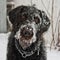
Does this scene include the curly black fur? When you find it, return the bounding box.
[7,5,50,60]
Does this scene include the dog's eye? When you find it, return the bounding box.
[34,17,40,24]
[21,14,27,20]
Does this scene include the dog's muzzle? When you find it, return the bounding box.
[20,26,33,40]
[15,23,37,52]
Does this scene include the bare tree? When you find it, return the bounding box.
[50,0,55,50]
[41,0,51,18]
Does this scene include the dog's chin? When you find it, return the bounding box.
[19,39,31,50]
[18,37,36,50]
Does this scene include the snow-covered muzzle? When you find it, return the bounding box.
[14,22,38,49]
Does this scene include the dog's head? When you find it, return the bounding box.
[9,6,50,50]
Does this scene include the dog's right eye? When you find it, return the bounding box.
[34,16,40,24]
[21,13,27,20]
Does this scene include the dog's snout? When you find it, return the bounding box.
[24,30,31,37]
[20,26,33,39]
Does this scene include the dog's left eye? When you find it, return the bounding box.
[34,17,40,24]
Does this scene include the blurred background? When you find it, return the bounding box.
[0,0,60,60]
[0,0,60,50]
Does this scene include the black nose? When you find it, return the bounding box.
[20,26,33,39]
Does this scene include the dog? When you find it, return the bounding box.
[7,5,50,60]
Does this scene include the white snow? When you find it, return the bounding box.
[0,32,10,60]
[47,49,60,60]
[0,33,60,60]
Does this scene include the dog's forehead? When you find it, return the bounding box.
[28,7,39,13]
[21,6,39,15]
[19,7,40,23]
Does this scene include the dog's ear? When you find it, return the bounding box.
[39,10,50,33]
[8,6,25,25]
[8,7,19,25]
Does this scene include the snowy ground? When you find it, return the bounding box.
[0,33,60,60]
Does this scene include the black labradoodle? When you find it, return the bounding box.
[7,5,50,60]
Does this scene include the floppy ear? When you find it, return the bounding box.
[39,11,50,33]
[8,6,24,25]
